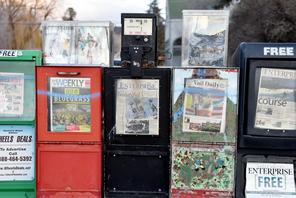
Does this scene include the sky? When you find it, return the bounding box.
[55,0,166,25]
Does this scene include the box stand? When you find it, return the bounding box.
[103,68,171,198]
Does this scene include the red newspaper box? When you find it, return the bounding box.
[37,66,102,143]
[37,144,102,198]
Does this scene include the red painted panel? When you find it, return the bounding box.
[37,66,102,143]
[37,144,102,197]
[37,192,100,198]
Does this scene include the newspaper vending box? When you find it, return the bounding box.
[0,50,41,198]
[234,42,296,198]
[36,66,102,197]
[171,67,238,198]
[234,42,296,150]
[103,67,171,198]
[42,21,113,67]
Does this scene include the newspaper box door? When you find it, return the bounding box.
[37,66,102,143]
[103,68,171,146]
[0,50,41,124]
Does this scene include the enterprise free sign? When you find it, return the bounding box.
[245,162,296,198]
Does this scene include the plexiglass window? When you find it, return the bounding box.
[115,79,159,135]
[47,77,91,132]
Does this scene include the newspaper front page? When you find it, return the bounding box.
[116,79,159,135]
[0,72,24,116]
[49,77,91,132]
[245,162,296,198]
[255,68,296,130]
[183,79,227,133]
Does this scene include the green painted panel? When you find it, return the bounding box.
[0,50,41,65]
[0,190,35,198]
[0,181,35,190]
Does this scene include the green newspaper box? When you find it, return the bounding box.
[0,50,41,198]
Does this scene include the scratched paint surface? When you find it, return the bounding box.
[172,145,235,192]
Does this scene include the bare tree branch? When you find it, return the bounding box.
[0,0,57,48]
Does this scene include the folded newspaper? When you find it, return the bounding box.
[49,77,91,132]
[255,68,296,130]
[115,79,159,135]
[0,72,24,116]
[183,78,227,133]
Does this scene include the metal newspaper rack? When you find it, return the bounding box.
[0,50,41,198]
[103,13,170,198]
[171,67,238,197]
[234,42,296,150]
[234,42,296,198]
[42,21,113,67]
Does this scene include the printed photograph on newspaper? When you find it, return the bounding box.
[188,30,226,66]
[0,72,24,116]
[76,26,110,66]
[116,79,159,135]
[183,78,227,133]
[255,68,296,130]
[43,25,74,64]
[48,77,91,132]
[245,162,296,198]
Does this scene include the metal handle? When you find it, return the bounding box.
[57,71,80,76]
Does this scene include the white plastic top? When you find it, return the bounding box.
[182,10,230,16]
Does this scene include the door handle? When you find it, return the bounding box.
[56,71,80,76]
